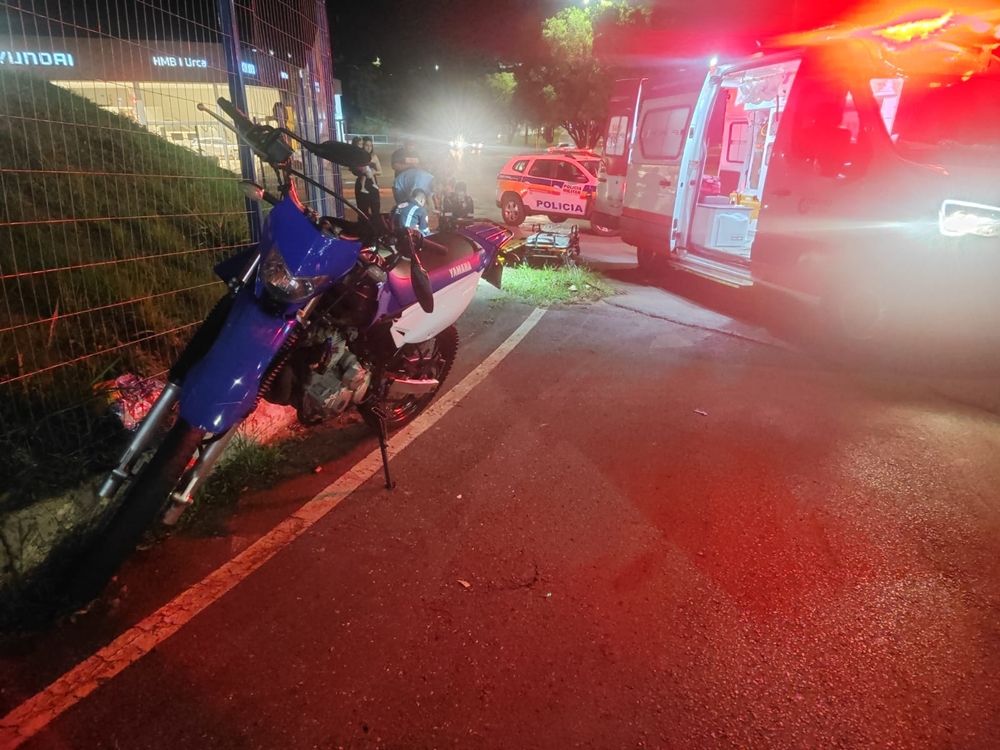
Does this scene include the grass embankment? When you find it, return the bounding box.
[0,71,248,508]
[176,437,286,533]
[500,264,615,306]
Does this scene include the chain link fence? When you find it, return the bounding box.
[0,0,342,507]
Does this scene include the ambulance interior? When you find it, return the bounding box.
[691,60,800,260]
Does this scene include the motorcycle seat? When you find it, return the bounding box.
[388,232,483,309]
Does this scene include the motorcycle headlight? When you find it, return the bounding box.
[260,248,329,303]
[938,200,1000,238]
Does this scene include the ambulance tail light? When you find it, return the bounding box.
[938,200,1000,238]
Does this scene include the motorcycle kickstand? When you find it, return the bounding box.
[374,407,395,490]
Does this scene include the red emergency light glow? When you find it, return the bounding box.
[775,2,1000,50]
[873,10,954,43]
[770,3,999,81]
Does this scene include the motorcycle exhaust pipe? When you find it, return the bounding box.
[385,376,440,399]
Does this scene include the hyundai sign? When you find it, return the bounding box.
[0,50,75,67]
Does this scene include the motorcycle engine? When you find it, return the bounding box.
[300,331,371,423]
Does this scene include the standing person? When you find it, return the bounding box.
[362,137,382,184]
[350,136,377,218]
[393,165,434,206]
[391,139,421,179]
[349,136,366,213]
[353,137,381,219]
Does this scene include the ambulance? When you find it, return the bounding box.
[496,150,617,234]
[598,9,1000,339]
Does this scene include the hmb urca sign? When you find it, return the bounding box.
[0,50,75,67]
[151,55,209,68]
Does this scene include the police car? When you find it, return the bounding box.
[495,150,603,229]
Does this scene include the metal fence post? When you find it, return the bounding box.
[314,0,344,218]
[217,0,262,242]
[296,67,323,213]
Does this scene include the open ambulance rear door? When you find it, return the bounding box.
[620,76,702,254]
[594,78,643,231]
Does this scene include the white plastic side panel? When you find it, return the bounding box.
[390,272,481,347]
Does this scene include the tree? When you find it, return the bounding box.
[339,63,402,134]
[484,71,517,108]
[518,1,649,148]
[483,71,520,142]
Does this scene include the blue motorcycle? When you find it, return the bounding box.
[71,99,514,602]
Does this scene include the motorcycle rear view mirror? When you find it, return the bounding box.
[409,255,434,314]
[394,229,432,311]
[305,140,371,170]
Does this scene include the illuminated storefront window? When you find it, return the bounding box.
[1,35,344,172]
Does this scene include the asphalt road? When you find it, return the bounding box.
[2,271,999,748]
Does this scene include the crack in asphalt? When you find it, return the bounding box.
[604,294,1000,418]
[601,297,787,352]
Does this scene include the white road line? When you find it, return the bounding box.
[0,308,546,750]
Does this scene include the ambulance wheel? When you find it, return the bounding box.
[636,246,661,274]
[547,214,568,223]
[501,193,525,227]
[822,272,887,345]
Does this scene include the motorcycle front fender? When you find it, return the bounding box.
[179,289,296,433]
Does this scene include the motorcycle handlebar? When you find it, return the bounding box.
[215,97,294,165]
[216,97,250,129]
[216,98,365,172]
[209,99,378,236]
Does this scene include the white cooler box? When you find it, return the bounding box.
[690,202,753,253]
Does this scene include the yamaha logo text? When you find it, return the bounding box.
[449,261,473,278]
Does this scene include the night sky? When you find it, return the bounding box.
[328,0,561,73]
[324,0,873,131]
[327,0,866,73]
[4,0,873,72]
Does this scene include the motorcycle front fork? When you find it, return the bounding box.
[161,426,237,525]
[97,381,237,526]
[100,287,313,518]
[98,382,182,500]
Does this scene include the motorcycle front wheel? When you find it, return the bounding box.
[361,325,458,431]
[65,419,204,608]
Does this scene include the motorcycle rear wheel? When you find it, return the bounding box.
[65,420,204,608]
[361,326,458,431]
